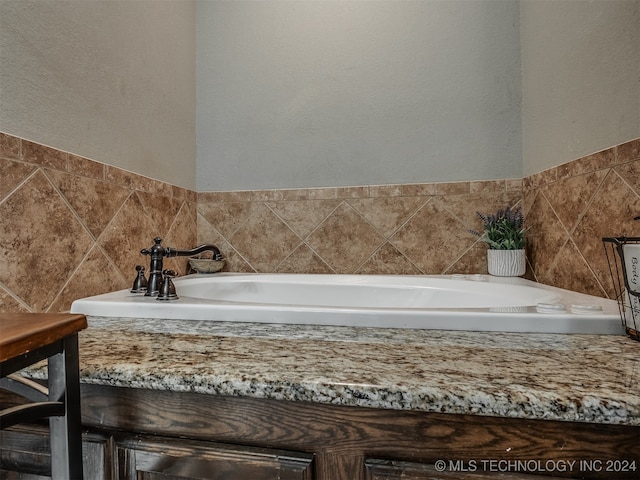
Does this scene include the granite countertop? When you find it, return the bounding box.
[26,316,640,426]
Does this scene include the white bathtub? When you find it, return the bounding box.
[70,273,624,335]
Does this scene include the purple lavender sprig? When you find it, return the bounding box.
[470,206,526,250]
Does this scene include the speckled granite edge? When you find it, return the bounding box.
[22,316,640,425]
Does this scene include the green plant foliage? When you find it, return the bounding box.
[470,206,526,250]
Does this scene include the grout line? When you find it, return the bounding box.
[0,279,34,313]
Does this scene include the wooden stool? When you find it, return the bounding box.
[1,313,87,479]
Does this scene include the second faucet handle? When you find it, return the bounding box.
[130,265,148,293]
[157,269,178,301]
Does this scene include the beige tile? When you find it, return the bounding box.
[0,286,31,313]
[439,192,522,233]
[198,201,255,239]
[306,202,385,274]
[186,189,198,203]
[616,138,640,163]
[336,185,370,198]
[22,140,67,170]
[267,199,341,238]
[557,148,616,179]
[522,185,538,219]
[308,187,338,200]
[469,179,505,194]
[46,169,131,238]
[538,240,606,298]
[220,242,256,273]
[505,178,523,192]
[163,202,198,276]
[434,181,470,195]
[0,171,93,311]
[402,183,436,197]
[541,170,608,235]
[356,243,422,275]
[280,188,312,201]
[197,211,226,246]
[0,158,36,201]
[230,203,302,272]
[614,159,640,197]
[527,168,557,189]
[105,165,153,192]
[0,132,20,160]
[525,192,570,280]
[98,192,160,280]
[444,241,488,275]
[253,189,286,201]
[208,190,256,202]
[148,179,174,198]
[137,190,185,238]
[170,185,184,200]
[198,191,226,203]
[348,196,426,237]
[68,154,104,180]
[48,245,128,312]
[367,184,401,198]
[572,170,640,296]
[0,136,202,313]
[390,200,474,274]
[276,244,334,273]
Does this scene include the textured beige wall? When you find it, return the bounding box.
[3,1,637,192]
[521,0,640,176]
[0,0,196,189]
[196,0,522,191]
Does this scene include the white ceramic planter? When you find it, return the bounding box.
[487,249,526,277]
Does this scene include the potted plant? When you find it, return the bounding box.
[471,206,527,276]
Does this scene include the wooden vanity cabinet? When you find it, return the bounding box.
[80,384,637,480]
[1,384,639,480]
[115,435,313,480]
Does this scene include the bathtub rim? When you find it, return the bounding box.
[70,273,624,335]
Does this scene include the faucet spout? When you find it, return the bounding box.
[140,238,222,296]
[166,244,223,260]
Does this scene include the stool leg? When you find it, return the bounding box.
[48,333,84,480]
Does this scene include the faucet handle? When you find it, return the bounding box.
[141,237,165,256]
[130,265,148,293]
[157,269,178,301]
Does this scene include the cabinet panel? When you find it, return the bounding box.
[116,435,313,480]
[364,459,559,480]
[0,424,113,480]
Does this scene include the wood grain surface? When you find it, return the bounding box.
[0,313,87,362]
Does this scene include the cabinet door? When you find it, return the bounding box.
[116,435,313,480]
[364,459,559,480]
[0,424,113,480]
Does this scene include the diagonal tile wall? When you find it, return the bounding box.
[524,138,640,297]
[197,180,524,276]
[2,129,638,315]
[0,132,196,313]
